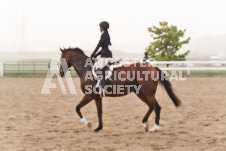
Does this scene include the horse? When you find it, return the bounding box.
[59,47,181,132]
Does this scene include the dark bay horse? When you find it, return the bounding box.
[59,47,181,132]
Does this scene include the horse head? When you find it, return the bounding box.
[59,47,89,77]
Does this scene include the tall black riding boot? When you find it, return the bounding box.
[96,68,106,97]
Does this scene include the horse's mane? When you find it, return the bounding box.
[61,47,86,56]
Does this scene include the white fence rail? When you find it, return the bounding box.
[151,61,226,75]
[153,61,226,70]
[0,62,3,77]
[0,60,226,77]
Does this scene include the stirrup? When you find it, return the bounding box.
[99,88,105,98]
[96,80,101,88]
[95,80,105,98]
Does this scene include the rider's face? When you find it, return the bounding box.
[100,26,104,32]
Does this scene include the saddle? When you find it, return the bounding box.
[92,59,122,81]
[104,59,122,67]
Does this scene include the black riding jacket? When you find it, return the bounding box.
[92,30,112,58]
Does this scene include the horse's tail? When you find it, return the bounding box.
[155,67,182,107]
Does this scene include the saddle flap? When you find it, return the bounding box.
[92,59,123,80]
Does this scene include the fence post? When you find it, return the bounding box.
[0,62,3,77]
[18,61,20,76]
[187,64,190,76]
[33,61,35,76]
[23,61,24,74]
[48,62,50,75]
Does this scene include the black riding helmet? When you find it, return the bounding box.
[99,21,109,30]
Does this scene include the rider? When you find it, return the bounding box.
[91,21,112,95]
[143,51,151,64]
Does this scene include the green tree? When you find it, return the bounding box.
[146,21,191,67]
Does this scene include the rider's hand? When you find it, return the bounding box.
[91,53,95,59]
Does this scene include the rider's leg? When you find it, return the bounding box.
[96,68,106,88]
[95,58,107,97]
[95,58,104,86]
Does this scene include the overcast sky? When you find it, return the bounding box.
[1,0,226,54]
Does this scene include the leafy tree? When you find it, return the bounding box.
[146,21,191,67]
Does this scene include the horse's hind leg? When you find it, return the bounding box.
[138,93,161,132]
[142,107,153,131]
[137,93,154,132]
[149,98,161,132]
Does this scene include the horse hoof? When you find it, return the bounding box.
[145,126,149,132]
[94,127,102,132]
[149,124,159,132]
[94,127,103,132]
[143,123,149,132]
[87,122,92,129]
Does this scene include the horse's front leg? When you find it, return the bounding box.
[94,97,103,132]
[76,94,93,129]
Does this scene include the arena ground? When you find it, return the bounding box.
[0,77,226,151]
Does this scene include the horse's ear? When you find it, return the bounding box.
[60,47,63,52]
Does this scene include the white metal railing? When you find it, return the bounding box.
[160,67,226,71]
[0,60,226,77]
[150,61,226,75]
[152,61,226,64]
[152,61,226,70]
[0,62,3,77]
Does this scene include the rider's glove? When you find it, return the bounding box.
[91,53,95,59]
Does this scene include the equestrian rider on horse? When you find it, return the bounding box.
[91,21,112,95]
[143,52,151,64]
